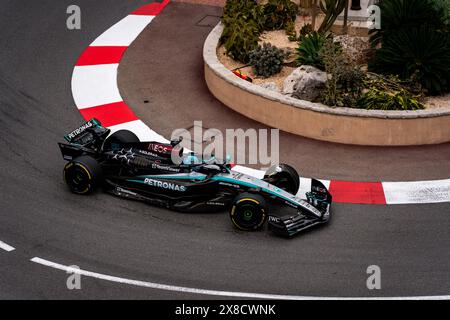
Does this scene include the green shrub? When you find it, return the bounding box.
[432,0,450,26]
[368,0,450,95]
[285,20,297,41]
[263,0,298,30]
[321,39,365,107]
[356,88,424,111]
[222,0,264,31]
[369,24,450,95]
[356,74,425,111]
[220,0,264,63]
[249,43,287,78]
[221,0,301,62]
[369,0,445,47]
[220,20,260,63]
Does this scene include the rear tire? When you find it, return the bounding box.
[264,164,300,195]
[103,130,139,151]
[63,156,103,195]
[229,193,268,231]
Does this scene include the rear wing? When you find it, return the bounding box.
[64,118,106,143]
[59,118,110,160]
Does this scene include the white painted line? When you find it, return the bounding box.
[72,64,122,109]
[91,15,155,47]
[383,179,450,205]
[0,240,15,252]
[31,257,450,300]
[108,119,169,143]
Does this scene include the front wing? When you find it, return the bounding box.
[268,179,332,237]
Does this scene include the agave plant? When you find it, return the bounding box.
[295,31,328,69]
[295,31,341,70]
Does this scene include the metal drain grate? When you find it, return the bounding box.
[195,15,221,27]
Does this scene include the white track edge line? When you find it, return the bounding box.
[0,240,15,252]
[31,257,450,300]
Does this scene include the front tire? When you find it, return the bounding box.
[229,193,268,231]
[263,164,300,195]
[63,156,103,194]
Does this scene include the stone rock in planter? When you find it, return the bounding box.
[259,82,280,93]
[283,65,327,102]
[292,77,326,102]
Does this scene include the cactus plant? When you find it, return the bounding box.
[318,0,347,34]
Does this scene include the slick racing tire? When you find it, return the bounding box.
[103,130,140,151]
[64,156,103,195]
[229,193,268,231]
[263,164,300,195]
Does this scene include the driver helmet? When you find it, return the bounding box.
[182,154,201,165]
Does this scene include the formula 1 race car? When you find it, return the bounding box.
[58,119,332,237]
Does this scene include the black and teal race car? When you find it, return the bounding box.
[58,119,332,237]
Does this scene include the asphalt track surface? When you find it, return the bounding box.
[0,0,449,299]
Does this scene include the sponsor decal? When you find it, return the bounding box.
[151,163,180,173]
[143,178,186,192]
[312,186,327,194]
[206,201,225,206]
[137,149,158,157]
[300,199,317,211]
[268,216,281,223]
[284,200,298,209]
[65,120,95,141]
[218,182,240,188]
[148,143,171,154]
